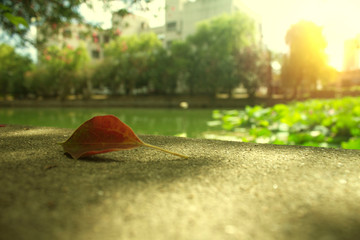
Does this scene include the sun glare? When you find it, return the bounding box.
[242,0,360,71]
[307,0,360,71]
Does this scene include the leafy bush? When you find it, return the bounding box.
[209,97,360,149]
[0,43,32,98]
[25,44,89,99]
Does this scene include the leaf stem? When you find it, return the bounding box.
[142,143,189,159]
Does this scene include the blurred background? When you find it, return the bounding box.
[1,0,360,149]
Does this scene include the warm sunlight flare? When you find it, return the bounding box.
[241,0,360,70]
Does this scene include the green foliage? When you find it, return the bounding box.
[210,97,360,149]
[1,12,268,99]
[342,138,360,150]
[0,44,32,98]
[0,4,28,29]
[148,48,178,95]
[93,11,265,97]
[235,47,267,98]
[102,32,163,95]
[0,1,85,45]
[169,40,200,95]
[25,44,89,99]
[186,12,265,97]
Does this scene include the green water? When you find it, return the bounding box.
[0,107,218,138]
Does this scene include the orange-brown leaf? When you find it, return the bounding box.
[61,115,143,159]
[61,115,189,159]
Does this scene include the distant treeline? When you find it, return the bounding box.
[1,13,268,100]
[0,14,339,100]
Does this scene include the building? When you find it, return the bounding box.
[37,13,150,62]
[111,13,150,37]
[164,0,261,47]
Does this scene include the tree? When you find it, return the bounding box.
[0,3,28,30]
[148,48,177,95]
[186,12,261,97]
[26,44,89,99]
[91,58,117,94]
[165,40,198,95]
[0,44,32,99]
[104,32,162,95]
[235,46,267,99]
[0,0,85,46]
[282,20,327,99]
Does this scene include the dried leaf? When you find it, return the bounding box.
[60,115,188,159]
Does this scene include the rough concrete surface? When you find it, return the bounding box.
[1,125,360,240]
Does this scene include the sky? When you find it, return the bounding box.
[79,0,360,71]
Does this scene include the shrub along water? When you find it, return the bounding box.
[209,97,360,149]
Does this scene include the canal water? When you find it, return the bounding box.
[0,107,221,139]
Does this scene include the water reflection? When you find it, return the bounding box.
[0,108,217,138]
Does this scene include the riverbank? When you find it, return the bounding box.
[1,125,360,240]
[0,96,288,108]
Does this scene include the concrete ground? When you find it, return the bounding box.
[1,125,360,240]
